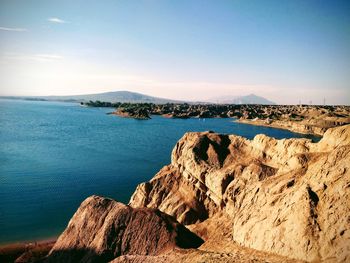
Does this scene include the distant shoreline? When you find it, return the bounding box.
[3,98,349,137]
[0,238,56,262]
[235,118,325,137]
[0,236,57,247]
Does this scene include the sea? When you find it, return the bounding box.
[0,99,320,244]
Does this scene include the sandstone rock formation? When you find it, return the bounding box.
[130,125,350,262]
[46,196,203,262]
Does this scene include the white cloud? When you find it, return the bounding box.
[0,26,27,32]
[48,17,67,24]
[33,54,64,60]
[1,52,63,62]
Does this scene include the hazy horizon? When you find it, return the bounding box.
[1,0,350,105]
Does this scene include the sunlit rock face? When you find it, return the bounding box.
[130,125,350,262]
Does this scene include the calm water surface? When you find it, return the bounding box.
[0,99,319,244]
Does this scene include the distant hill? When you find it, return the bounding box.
[208,94,276,105]
[1,92,276,105]
[1,91,181,104]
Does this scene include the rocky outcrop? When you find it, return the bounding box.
[44,125,350,263]
[46,196,203,263]
[130,125,350,262]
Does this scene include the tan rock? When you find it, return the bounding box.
[130,125,350,262]
[46,195,203,262]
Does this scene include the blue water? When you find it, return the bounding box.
[0,99,319,244]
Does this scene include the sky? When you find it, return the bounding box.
[0,0,349,104]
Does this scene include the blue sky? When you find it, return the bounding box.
[0,0,349,104]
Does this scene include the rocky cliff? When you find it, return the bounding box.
[47,125,350,263]
[130,125,350,262]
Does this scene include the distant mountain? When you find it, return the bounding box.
[208,94,276,105]
[1,91,181,104]
[1,91,276,105]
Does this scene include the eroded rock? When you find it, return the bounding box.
[130,125,350,262]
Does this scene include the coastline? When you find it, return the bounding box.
[0,236,57,247]
[235,118,326,136]
[0,238,56,262]
[3,124,350,262]
[45,125,350,262]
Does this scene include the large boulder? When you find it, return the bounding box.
[46,196,203,263]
